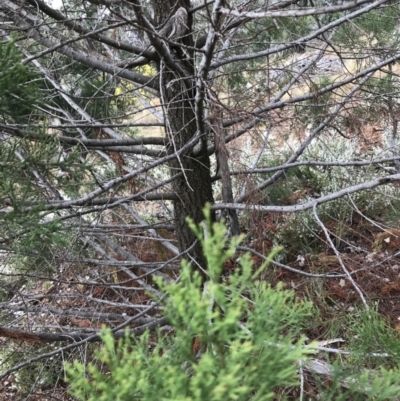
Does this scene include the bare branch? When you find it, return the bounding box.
[213,173,400,213]
[212,0,388,69]
[221,0,378,19]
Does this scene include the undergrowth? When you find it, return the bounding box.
[246,134,399,261]
[66,206,400,401]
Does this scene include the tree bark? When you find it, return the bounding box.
[152,0,215,275]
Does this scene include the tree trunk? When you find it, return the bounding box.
[152,0,215,275]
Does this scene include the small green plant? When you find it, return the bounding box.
[347,307,400,368]
[66,206,400,401]
[66,205,317,400]
[314,307,400,401]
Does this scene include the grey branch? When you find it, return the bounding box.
[0,317,168,344]
[220,0,378,19]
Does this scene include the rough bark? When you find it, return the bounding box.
[152,0,215,276]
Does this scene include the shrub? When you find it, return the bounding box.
[66,206,400,401]
[66,206,316,400]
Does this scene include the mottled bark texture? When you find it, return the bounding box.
[153,0,215,276]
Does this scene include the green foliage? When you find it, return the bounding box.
[0,140,87,275]
[347,307,400,367]
[312,363,400,401]
[66,206,316,400]
[335,4,400,50]
[363,74,400,105]
[0,132,71,262]
[276,16,313,52]
[353,5,400,48]
[66,208,400,401]
[0,39,40,122]
[312,307,400,401]
[7,218,71,273]
[78,77,117,121]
